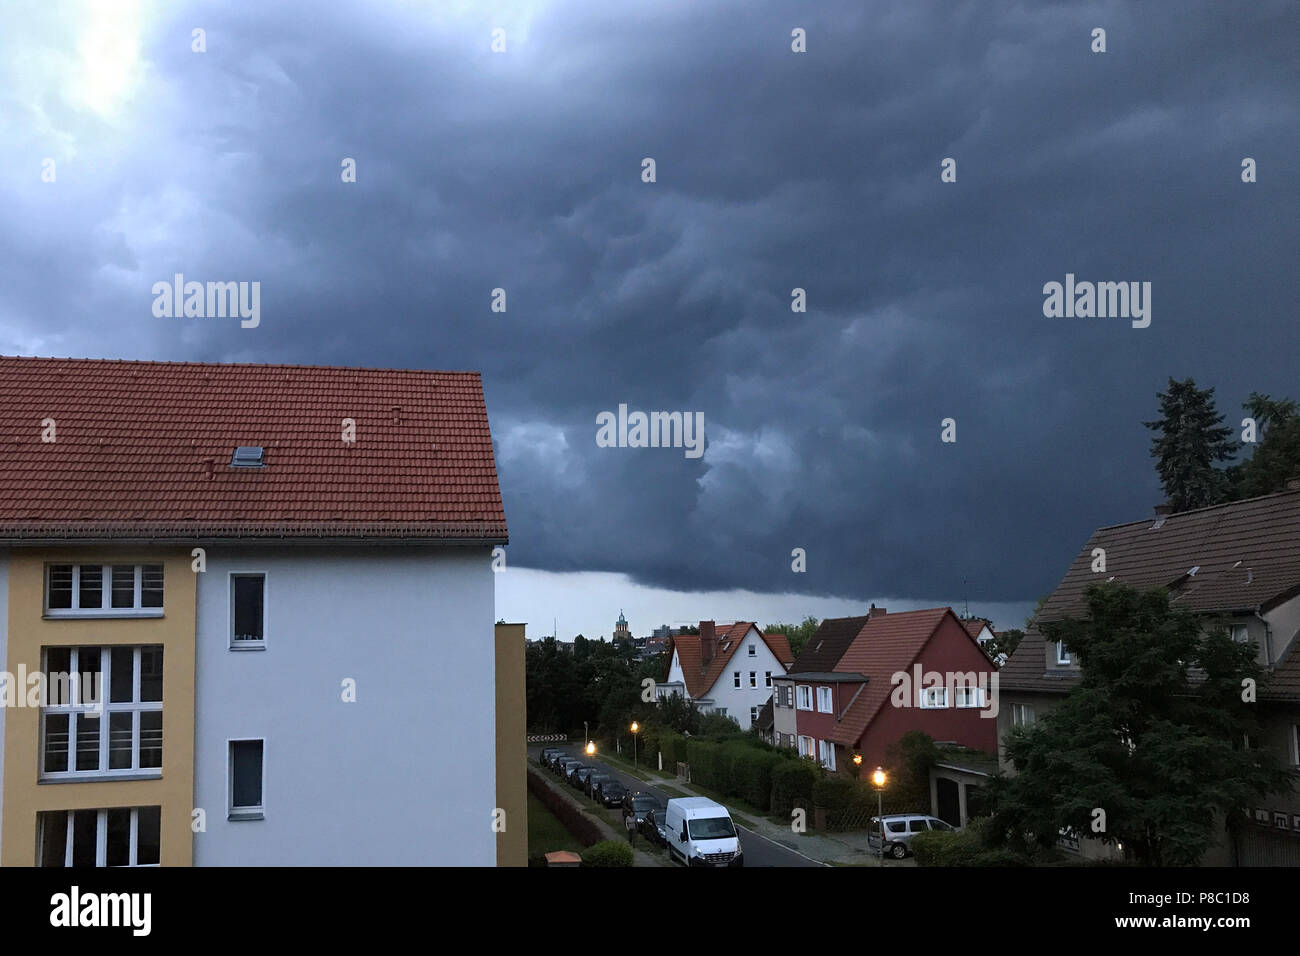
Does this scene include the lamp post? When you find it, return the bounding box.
[586,740,596,757]
[871,766,887,863]
[584,720,589,750]
[852,752,863,780]
[631,721,640,768]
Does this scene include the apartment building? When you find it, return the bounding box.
[0,356,519,866]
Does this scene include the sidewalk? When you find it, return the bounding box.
[527,766,668,867]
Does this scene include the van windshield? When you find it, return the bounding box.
[687,816,736,840]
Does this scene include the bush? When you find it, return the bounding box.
[771,758,821,817]
[582,840,634,867]
[911,819,1029,867]
[812,775,874,830]
[728,743,781,811]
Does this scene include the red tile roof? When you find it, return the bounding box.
[0,356,508,542]
[828,607,960,746]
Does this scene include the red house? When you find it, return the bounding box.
[772,607,998,772]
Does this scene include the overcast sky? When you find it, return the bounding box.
[3,0,1297,640]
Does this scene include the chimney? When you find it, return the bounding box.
[699,621,717,665]
[1154,504,1175,516]
[203,457,215,480]
[869,604,886,618]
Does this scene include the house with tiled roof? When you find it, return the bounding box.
[960,617,1005,665]
[998,485,1300,865]
[657,621,794,730]
[0,356,521,867]
[772,607,997,773]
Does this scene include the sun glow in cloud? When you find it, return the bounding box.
[70,0,145,117]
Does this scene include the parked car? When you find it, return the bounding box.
[585,773,612,797]
[539,747,562,767]
[571,766,597,789]
[867,814,956,858]
[642,808,668,847]
[621,792,667,833]
[556,757,580,778]
[595,779,627,808]
[663,797,743,867]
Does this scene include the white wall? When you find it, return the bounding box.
[0,549,7,861]
[706,627,784,730]
[192,545,496,866]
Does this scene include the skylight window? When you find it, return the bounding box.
[230,446,265,468]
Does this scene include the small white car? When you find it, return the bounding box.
[867,814,957,858]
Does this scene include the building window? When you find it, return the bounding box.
[765,671,772,687]
[231,573,266,646]
[748,644,756,656]
[816,686,833,713]
[749,672,757,688]
[920,686,948,709]
[955,686,986,708]
[45,564,163,618]
[41,646,163,779]
[796,685,813,711]
[797,735,815,758]
[229,739,265,820]
[1011,703,1036,727]
[1056,642,1071,665]
[37,806,162,867]
[1292,725,1300,767]
[750,706,759,723]
[818,739,837,771]
[733,671,741,688]
[1231,624,1249,644]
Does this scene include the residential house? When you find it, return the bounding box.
[0,356,520,866]
[772,607,998,772]
[961,617,1005,665]
[657,621,794,730]
[998,490,1300,865]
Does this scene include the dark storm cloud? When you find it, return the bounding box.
[2,0,1297,604]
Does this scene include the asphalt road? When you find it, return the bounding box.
[534,745,824,868]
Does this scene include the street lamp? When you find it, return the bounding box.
[584,720,589,749]
[585,740,596,757]
[852,752,863,779]
[631,721,640,768]
[871,767,887,862]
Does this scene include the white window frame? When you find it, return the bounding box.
[733,671,741,688]
[39,645,163,781]
[818,739,837,771]
[1056,642,1071,665]
[36,807,162,867]
[750,706,759,723]
[43,563,164,619]
[1011,703,1036,727]
[749,671,757,688]
[955,686,986,708]
[1230,624,1249,644]
[816,686,833,714]
[229,571,268,650]
[228,738,266,821]
[797,734,815,758]
[748,644,756,657]
[765,671,772,687]
[796,685,813,711]
[919,686,948,709]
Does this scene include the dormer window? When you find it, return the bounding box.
[1056,642,1071,665]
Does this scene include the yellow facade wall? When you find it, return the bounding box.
[494,621,527,866]
[2,549,195,866]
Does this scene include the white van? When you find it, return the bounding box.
[663,797,744,867]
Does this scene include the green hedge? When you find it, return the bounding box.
[771,759,820,817]
[526,770,603,847]
[582,840,634,867]
[910,820,1028,867]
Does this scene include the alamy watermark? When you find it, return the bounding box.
[0,666,102,711]
[1042,273,1150,328]
[152,274,260,328]
[596,404,704,459]
[889,665,999,718]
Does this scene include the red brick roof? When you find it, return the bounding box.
[828,607,962,746]
[0,356,507,542]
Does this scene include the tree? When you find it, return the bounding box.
[764,616,820,657]
[1234,392,1300,499]
[983,628,1023,663]
[1144,378,1238,511]
[990,583,1291,866]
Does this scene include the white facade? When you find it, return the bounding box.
[658,627,786,731]
[0,550,7,861]
[192,545,496,866]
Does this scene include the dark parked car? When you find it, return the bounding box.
[596,779,627,808]
[556,757,580,778]
[570,766,597,789]
[641,808,668,847]
[540,748,562,767]
[621,792,668,833]
[585,773,612,797]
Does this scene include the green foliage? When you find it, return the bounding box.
[763,616,820,657]
[983,627,1024,662]
[771,758,821,817]
[1143,377,1238,511]
[582,840,634,867]
[910,818,1027,866]
[880,731,939,813]
[992,583,1292,866]
[1234,392,1300,499]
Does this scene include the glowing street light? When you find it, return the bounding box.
[871,766,887,862]
[586,740,596,756]
[631,721,640,768]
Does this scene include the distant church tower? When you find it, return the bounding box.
[613,610,631,643]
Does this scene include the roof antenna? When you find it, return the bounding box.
[963,579,969,620]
